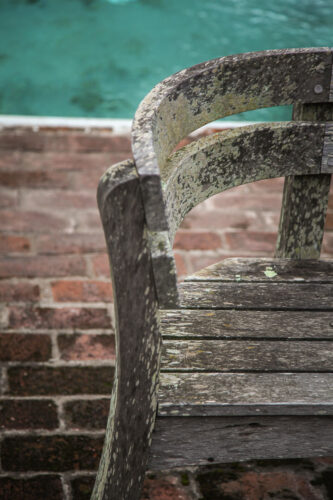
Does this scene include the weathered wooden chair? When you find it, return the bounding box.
[91,48,333,500]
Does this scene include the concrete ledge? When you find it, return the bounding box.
[0,115,260,135]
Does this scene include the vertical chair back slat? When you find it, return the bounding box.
[276,103,333,258]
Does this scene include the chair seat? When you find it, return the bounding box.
[158,258,333,418]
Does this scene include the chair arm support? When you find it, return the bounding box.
[91,160,161,500]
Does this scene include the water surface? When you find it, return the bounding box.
[0,0,332,120]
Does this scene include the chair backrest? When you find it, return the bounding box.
[131,48,333,308]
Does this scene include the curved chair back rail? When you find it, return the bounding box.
[132,48,332,232]
[164,121,327,242]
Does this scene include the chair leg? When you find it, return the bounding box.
[91,160,161,500]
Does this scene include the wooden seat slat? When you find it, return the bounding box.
[157,372,333,416]
[149,416,333,469]
[160,339,333,372]
[179,282,333,310]
[160,309,333,339]
[185,257,333,283]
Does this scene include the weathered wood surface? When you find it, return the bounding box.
[178,281,333,309]
[186,257,333,282]
[160,309,333,339]
[160,339,333,372]
[91,161,160,500]
[157,373,333,416]
[322,122,333,173]
[147,229,179,308]
[276,103,333,259]
[131,49,333,305]
[133,48,332,206]
[132,48,332,233]
[149,416,333,469]
[164,122,325,240]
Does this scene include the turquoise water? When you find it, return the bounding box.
[0,0,332,121]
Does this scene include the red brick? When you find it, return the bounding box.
[325,213,333,231]
[0,170,70,189]
[0,255,86,278]
[69,133,131,153]
[6,366,114,395]
[0,475,63,500]
[71,476,95,500]
[52,280,112,302]
[21,190,98,210]
[9,306,111,330]
[0,333,51,361]
[0,234,31,253]
[142,475,193,500]
[0,399,58,429]
[263,212,280,230]
[0,189,17,208]
[36,233,106,254]
[313,457,333,465]
[64,398,110,430]
[189,253,227,274]
[58,334,115,361]
[0,282,40,302]
[323,233,333,255]
[91,254,110,277]
[247,177,285,193]
[72,166,113,189]
[328,193,333,210]
[174,231,221,250]
[0,210,68,232]
[0,151,128,171]
[1,435,104,472]
[197,469,324,500]
[0,130,131,153]
[211,192,283,211]
[74,212,103,232]
[182,211,256,231]
[174,252,188,277]
[225,231,277,253]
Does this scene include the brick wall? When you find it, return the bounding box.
[0,126,332,500]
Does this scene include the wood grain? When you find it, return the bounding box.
[160,309,333,339]
[160,339,333,372]
[149,416,333,469]
[91,161,160,500]
[164,122,325,241]
[186,257,333,282]
[158,372,333,416]
[178,281,333,310]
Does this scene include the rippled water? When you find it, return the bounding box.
[0,0,332,120]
